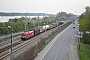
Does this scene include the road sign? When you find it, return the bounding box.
[74,31,78,37]
[74,31,83,38]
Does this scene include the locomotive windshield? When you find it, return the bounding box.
[22,34,26,36]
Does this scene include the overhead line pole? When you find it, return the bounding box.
[38,15,39,27]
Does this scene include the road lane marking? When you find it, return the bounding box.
[55,28,71,60]
[67,36,74,55]
[40,24,72,60]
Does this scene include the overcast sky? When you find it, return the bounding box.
[0,0,90,15]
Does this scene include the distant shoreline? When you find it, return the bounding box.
[0,12,54,16]
[0,16,44,22]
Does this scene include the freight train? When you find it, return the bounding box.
[21,21,64,40]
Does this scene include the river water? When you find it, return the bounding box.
[0,16,43,22]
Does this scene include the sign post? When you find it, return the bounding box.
[78,37,80,50]
[74,31,83,50]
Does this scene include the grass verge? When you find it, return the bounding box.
[78,43,90,60]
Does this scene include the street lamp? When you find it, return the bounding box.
[0,26,13,54]
[8,26,13,54]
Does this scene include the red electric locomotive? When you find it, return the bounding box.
[21,30,34,40]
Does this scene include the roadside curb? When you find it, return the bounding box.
[68,46,73,60]
[68,45,79,60]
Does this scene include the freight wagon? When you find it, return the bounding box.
[21,21,64,40]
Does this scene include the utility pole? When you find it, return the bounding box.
[78,37,80,50]
[24,22,26,31]
[38,15,39,27]
[24,17,27,31]
[46,17,48,25]
[10,27,13,54]
[75,11,76,20]
[75,11,76,15]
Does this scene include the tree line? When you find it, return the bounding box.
[79,6,90,45]
[0,12,77,36]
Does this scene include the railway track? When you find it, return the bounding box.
[0,37,21,49]
[0,26,55,60]
[0,40,22,53]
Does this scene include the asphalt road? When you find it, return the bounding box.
[35,21,79,60]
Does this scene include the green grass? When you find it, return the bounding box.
[78,43,90,60]
[14,53,24,60]
[45,33,55,44]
